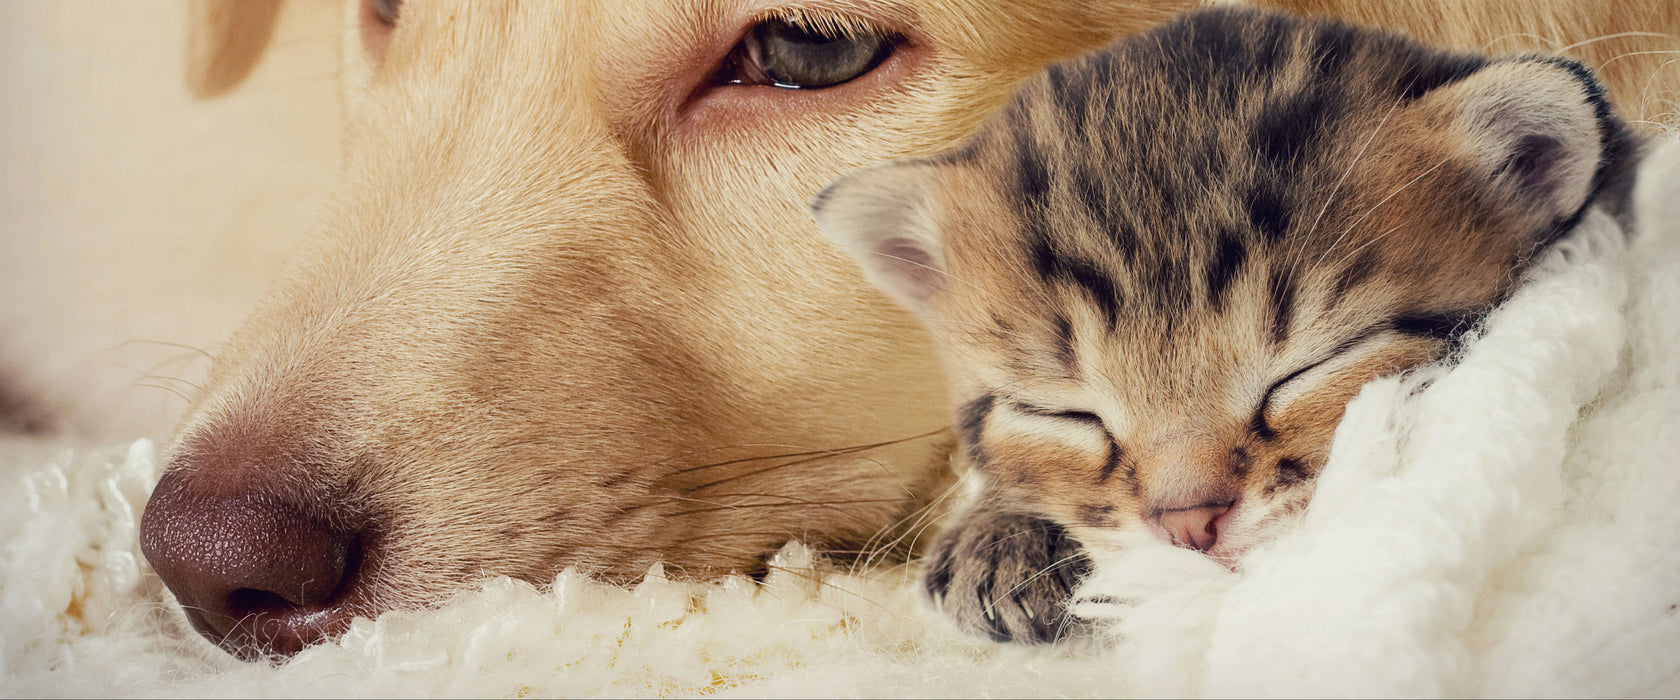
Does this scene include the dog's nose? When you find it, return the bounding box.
[140,468,363,660]
[1157,503,1230,551]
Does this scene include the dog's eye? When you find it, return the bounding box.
[360,0,401,62]
[368,0,401,26]
[723,18,897,90]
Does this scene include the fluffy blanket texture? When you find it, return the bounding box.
[4,141,1679,697]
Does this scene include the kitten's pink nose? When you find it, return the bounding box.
[1158,504,1230,551]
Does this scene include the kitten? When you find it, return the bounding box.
[812,6,1638,643]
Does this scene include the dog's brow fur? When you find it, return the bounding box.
[155,0,1673,629]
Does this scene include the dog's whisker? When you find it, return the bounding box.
[667,426,948,476]
[129,380,195,403]
[665,497,907,518]
[107,338,217,362]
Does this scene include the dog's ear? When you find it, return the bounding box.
[1419,57,1635,235]
[186,0,285,98]
[811,163,949,317]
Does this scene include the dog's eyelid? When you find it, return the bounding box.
[742,2,921,41]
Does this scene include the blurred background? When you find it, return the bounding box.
[0,0,340,439]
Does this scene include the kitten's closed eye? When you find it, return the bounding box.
[1258,329,1454,438]
[1254,335,1372,436]
[1011,401,1106,429]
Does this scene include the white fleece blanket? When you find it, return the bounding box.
[3,141,1678,698]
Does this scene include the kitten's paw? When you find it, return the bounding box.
[922,508,1091,643]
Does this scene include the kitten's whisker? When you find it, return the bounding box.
[1636,56,1680,121]
[853,477,966,573]
[682,449,893,486]
[137,373,201,390]
[666,531,798,546]
[1293,90,1406,276]
[1558,31,1677,54]
[975,550,1088,623]
[686,450,900,491]
[1329,223,1406,272]
[1601,49,1680,71]
[1479,32,1563,52]
[758,562,903,617]
[1317,153,1453,270]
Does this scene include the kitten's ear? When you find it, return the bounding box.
[811,163,948,316]
[1425,57,1630,228]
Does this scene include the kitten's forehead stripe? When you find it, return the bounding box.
[1246,184,1293,243]
[1155,9,1286,105]
[1073,162,1139,264]
[1205,231,1249,311]
[1267,269,1296,347]
[1046,63,1089,136]
[1330,248,1382,304]
[1251,88,1342,170]
[1013,138,1051,205]
[1307,21,1360,78]
[1029,235,1123,327]
[1051,314,1078,374]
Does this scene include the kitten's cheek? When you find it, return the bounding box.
[980,433,1108,511]
[1211,487,1312,565]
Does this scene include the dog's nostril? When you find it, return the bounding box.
[230,588,289,613]
[231,587,312,614]
[140,468,365,660]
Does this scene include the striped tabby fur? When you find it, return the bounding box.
[815,6,1639,643]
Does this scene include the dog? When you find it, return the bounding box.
[24,0,1659,659]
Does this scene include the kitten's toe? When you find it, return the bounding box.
[922,509,1091,643]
